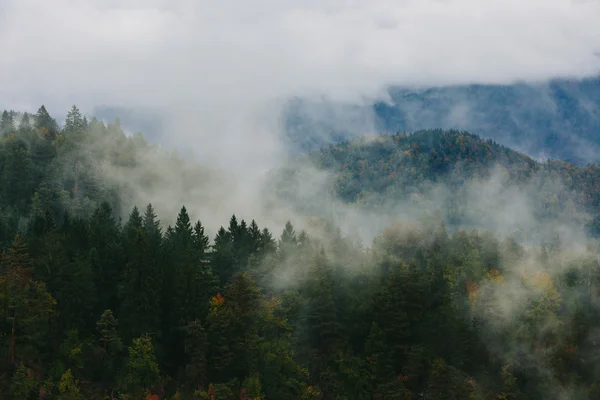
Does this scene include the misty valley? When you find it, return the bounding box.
[2,106,600,400]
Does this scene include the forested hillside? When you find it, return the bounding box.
[2,106,600,399]
[273,129,600,240]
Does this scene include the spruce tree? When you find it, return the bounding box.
[88,202,124,314]
[34,105,59,140]
[2,138,34,213]
[212,226,234,286]
[63,105,85,134]
[119,208,161,342]
[0,110,15,136]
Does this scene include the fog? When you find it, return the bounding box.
[1,0,600,236]
[3,4,600,397]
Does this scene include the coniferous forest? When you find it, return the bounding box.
[3,106,600,400]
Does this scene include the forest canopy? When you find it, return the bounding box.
[1,106,600,399]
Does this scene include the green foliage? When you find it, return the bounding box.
[0,110,16,136]
[57,369,84,400]
[273,130,600,238]
[96,309,124,382]
[10,363,36,399]
[119,336,160,397]
[2,106,600,399]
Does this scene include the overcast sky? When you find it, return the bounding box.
[1,0,600,170]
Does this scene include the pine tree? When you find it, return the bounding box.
[119,209,161,342]
[34,105,59,140]
[225,273,262,382]
[249,220,262,254]
[56,256,97,334]
[212,226,234,286]
[124,206,143,240]
[261,228,276,254]
[193,220,210,261]
[9,363,36,399]
[1,234,33,289]
[365,322,391,385]
[235,219,253,269]
[162,207,217,375]
[278,221,298,264]
[183,320,208,392]
[174,206,193,247]
[227,214,252,274]
[30,181,62,220]
[171,206,215,324]
[298,230,310,249]
[63,105,85,134]
[0,110,15,136]
[89,202,124,314]
[143,203,162,245]
[18,112,31,131]
[97,309,123,353]
[304,249,345,388]
[373,268,412,372]
[280,221,297,246]
[205,292,232,381]
[2,138,35,213]
[0,237,55,371]
[96,309,123,383]
[227,215,239,240]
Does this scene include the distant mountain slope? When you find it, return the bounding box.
[283,76,600,164]
[90,76,600,165]
[271,129,600,240]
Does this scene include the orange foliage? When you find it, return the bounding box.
[305,385,322,398]
[487,268,504,284]
[466,281,479,305]
[210,293,225,308]
[207,384,216,400]
[266,296,281,313]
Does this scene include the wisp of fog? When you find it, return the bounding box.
[1,0,600,237]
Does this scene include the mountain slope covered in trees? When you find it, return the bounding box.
[272,129,600,241]
[2,106,600,399]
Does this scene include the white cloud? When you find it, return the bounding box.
[2,0,599,111]
[1,0,600,227]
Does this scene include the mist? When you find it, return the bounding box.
[4,3,600,398]
[2,0,600,236]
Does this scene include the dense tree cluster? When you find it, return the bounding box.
[2,106,600,399]
[273,129,600,237]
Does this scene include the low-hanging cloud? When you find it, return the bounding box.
[1,0,600,233]
[2,0,600,121]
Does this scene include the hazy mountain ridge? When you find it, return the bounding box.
[271,129,600,241]
[283,76,600,164]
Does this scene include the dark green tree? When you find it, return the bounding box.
[119,207,161,342]
[34,105,59,140]
[63,105,86,135]
[0,110,15,136]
